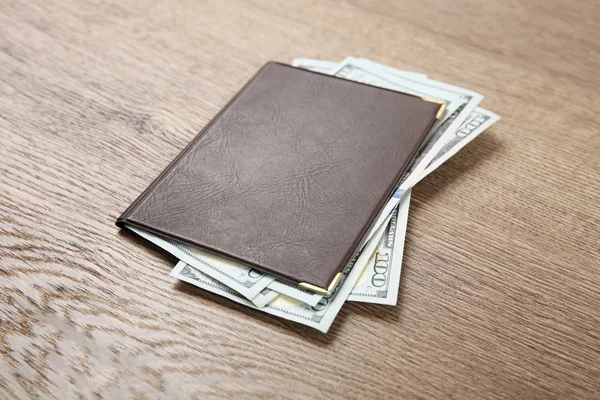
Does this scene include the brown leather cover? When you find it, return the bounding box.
[117,62,439,289]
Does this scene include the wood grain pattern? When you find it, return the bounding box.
[1,0,599,398]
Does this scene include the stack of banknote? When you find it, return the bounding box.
[136,57,499,333]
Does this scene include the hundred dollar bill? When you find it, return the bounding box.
[355,58,428,81]
[245,276,323,307]
[126,225,274,299]
[177,269,323,307]
[267,279,323,307]
[348,190,411,304]
[291,58,338,73]
[419,107,500,181]
[250,285,279,308]
[171,214,392,333]
[292,57,428,81]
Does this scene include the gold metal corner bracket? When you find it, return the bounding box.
[298,272,343,295]
[421,97,446,119]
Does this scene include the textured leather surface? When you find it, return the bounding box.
[117,62,439,289]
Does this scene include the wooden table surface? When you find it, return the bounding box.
[1,0,599,398]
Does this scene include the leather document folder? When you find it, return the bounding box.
[117,62,441,293]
